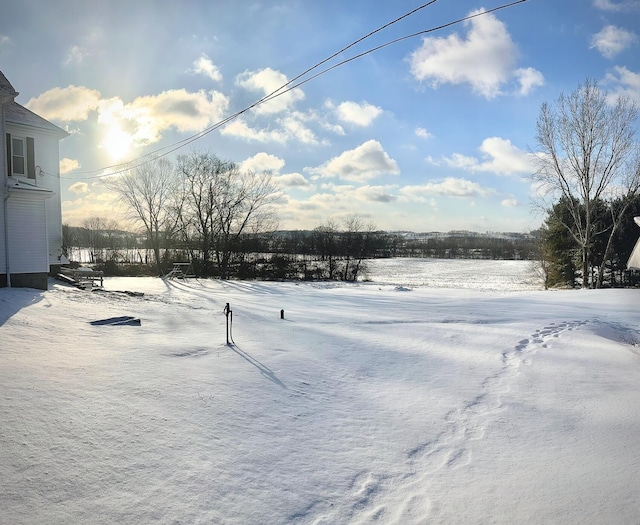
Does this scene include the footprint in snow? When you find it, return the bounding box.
[513,320,589,353]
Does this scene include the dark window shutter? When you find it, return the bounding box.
[5,133,11,177]
[26,137,35,179]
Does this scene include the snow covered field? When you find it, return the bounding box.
[2,259,640,524]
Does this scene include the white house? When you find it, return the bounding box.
[627,217,640,270]
[1,70,69,290]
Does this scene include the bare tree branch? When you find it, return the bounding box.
[532,79,638,288]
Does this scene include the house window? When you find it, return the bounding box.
[5,133,35,179]
[11,137,26,176]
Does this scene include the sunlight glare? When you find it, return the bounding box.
[101,125,132,161]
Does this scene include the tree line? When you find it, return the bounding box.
[59,150,540,282]
[537,196,640,288]
[63,217,537,281]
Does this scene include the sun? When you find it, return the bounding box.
[101,125,132,161]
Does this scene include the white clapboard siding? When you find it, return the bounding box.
[628,217,640,270]
[628,241,640,270]
[7,193,49,273]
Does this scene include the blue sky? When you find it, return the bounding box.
[2,0,639,232]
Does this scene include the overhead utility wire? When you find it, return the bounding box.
[258,0,529,107]
[255,0,440,109]
[72,0,527,180]
[70,0,440,179]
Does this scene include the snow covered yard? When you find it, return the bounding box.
[1,260,640,524]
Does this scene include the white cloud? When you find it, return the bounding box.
[193,54,223,82]
[60,158,80,174]
[352,185,398,203]
[603,66,640,103]
[306,191,350,210]
[440,137,535,176]
[240,152,285,174]
[591,25,638,58]
[236,67,304,115]
[0,35,12,47]
[321,122,346,136]
[408,10,543,98]
[332,101,382,127]
[62,190,127,227]
[127,89,228,134]
[221,118,288,143]
[515,67,545,96]
[68,181,89,194]
[415,127,433,140]
[274,173,313,189]
[593,0,640,11]
[438,153,478,171]
[401,177,494,199]
[29,84,229,154]
[221,115,318,144]
[222,75,317,144]
[300,183,399,209]
[409,9,523,99]
[501,198,519,208]
[26,85,101,121]
[318,183,398,203]
[96,89,229,149]
[309,140,400,182]
[280,115,319,144]
[64,45,90,65]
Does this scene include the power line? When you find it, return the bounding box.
[259,1,530,107]
[69,1,442,179]
[68,0,528,180]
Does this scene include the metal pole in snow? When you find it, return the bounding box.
[224,303,231,345]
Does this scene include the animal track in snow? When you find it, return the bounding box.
[351,471,383,508]
[514,320,589,354]
[405,384,506,482]
[333,319,592,523]
[171,347,209,358]
[405,321,591,488]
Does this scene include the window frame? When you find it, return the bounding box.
[11,135,26,177]
[5,133,36,180]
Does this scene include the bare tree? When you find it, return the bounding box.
[213,164,279,279]
[104,158,178,275]
[176,151,280,279]
[533,79,639,288]
[313,219,340,280]
[595,148,640,287]
[176,152,231,275]
[82,216,122,262]
[102,218,123,261]
[83,216,106,263]
[341,215,377,281]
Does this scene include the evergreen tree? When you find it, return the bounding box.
[542,200,579,288]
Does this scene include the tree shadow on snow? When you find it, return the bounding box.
[228,343,286,389]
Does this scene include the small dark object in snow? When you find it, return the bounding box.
[394,286,412,292]
[90,316,141,326]
[116,318,141,326]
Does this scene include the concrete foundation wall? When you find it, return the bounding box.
[2,272,48,290]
